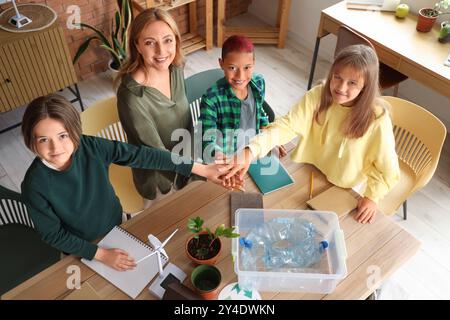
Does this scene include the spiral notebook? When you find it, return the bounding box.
[81,226,167,299]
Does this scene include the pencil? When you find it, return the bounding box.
[234,186,246,192]
[309,171,314,199]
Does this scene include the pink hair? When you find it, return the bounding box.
[221,35,254,59]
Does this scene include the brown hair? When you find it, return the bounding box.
[114,8,184,89]
[21,94,82,153]
[314,44,382,138]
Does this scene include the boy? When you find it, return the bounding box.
[200,35,284,162]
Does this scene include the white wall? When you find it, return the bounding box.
[248,0,450,130]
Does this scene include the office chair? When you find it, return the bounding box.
[379,96,446,220]
[0,185,60,296]
[80,96,143,217]
[335,26,408,96]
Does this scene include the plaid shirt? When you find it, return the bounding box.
[199,74,269,157]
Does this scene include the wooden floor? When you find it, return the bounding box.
[1,31,449,300]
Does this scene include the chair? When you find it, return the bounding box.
[80,97,144,217]
[0,185,60,296]
[378,96,447,220]
[335,26,408,96]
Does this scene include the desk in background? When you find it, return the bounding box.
[1,147,420,300]
[308,1,450,99]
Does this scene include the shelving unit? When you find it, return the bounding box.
[217,0,291,48]
[132,0,213,54]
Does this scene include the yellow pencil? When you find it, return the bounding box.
[309,171,314,199]
[234,186,246,192]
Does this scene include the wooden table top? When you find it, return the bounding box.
[2,150,420,300]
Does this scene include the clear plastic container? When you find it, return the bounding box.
[233,209,347,294]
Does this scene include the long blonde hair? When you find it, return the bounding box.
[314,44,382,138]
[114,8,184,89]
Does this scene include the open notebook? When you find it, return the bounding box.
[248,154,294,195]
[81,226,167,299]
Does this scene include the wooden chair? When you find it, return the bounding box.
[80,97,144,217]
[0,185,60,295]
[379,96,447,219]
[335,26,408,96]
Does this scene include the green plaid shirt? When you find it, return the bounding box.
[200,74,269,157]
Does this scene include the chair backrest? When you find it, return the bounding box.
[80,97,143,214]
[383,96,447,191]
[185,68,224,127]
[80,96,127,142]
[0,185,34,228]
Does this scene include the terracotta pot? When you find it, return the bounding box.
[191,264,222,300]
[185,232,222,265]
[416,8,438,32]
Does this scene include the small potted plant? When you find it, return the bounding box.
[185,216,239,265]
[417,0,450,32]
[72,0,132,72]
[190,264,222,300]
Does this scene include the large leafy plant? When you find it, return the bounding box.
[187,216,239,259]
[72,0,133,70]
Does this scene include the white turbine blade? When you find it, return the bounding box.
[136,250,157,264]
[160,228,178,248]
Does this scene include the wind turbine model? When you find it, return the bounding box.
[8,0,32,28]
[136,229,178,278]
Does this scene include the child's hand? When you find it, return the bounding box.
[355,197,377,224]
[192,162,233,186]
[94,247,136,271]
[277,145,287,158]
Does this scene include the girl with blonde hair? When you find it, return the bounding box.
[225,44,400,224]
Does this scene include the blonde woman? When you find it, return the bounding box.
[116,9,191,206]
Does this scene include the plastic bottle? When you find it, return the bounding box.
[239,217,328,271]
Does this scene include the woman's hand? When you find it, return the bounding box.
[355,197,377,224]
[94,247,136,271]
[192,162,236,187]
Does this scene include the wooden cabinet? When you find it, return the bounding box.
[0,23,78,113]
[132,0,213,54]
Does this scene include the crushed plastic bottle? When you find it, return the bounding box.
[239,217,328,271]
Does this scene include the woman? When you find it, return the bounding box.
[116,9,192,206]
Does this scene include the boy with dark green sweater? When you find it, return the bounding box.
[20,94,234,271]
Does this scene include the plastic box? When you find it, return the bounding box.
[233,209,347,294]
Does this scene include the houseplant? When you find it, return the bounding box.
[185,216,239,265]
[190,264,222,300]
[72,0,133,71]
[416,0,450,32]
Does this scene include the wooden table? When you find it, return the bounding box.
[2,151,420,300]
[307,1,450,99]
[132,0,213,54]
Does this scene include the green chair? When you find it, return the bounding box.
[0,185,60,296]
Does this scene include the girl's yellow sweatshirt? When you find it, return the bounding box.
[248,85,400,204]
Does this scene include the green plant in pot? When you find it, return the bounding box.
[417,0,450,32]
[185,216,239,265]
[72,0,133,71]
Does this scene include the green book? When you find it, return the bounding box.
[248,155,294,195]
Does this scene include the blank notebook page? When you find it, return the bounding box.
[81,226,166,299]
